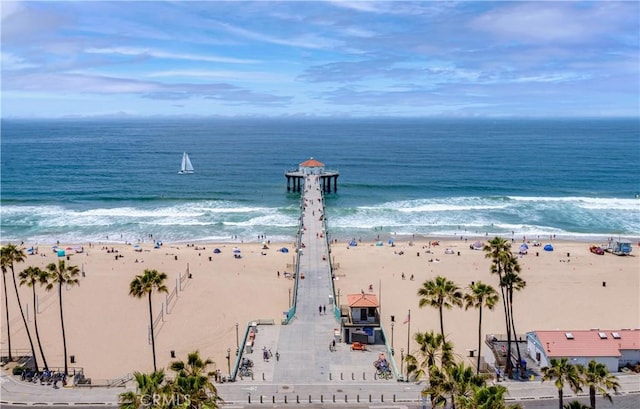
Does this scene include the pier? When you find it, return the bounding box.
[224,159,402,395]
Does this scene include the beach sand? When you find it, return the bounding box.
[2,237,638,379]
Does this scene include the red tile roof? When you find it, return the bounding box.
[347,293,379,308]
[300,158,324,167]
[535,329,640,357]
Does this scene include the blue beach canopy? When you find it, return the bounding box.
[388,238,394,245]
[280,247,289,253]
[57,249,66,257]
[214,248,221,253]
[349,240,357,246]
[544,243,554,251]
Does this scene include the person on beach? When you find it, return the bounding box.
[319,305,322,315]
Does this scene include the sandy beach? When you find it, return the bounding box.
[2,237,638,380]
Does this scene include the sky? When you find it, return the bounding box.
[1,0,639,118]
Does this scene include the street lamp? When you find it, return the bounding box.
[391,321,395,356]
[400,348,404,381]
[235,323,239,355]
[226,348,231,378]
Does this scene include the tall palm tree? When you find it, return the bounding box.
[417,275,463,339]
[1,244,38,370]
[541,358,583,409]
[483,237,513,377]
[129,269,168,372]
[46,259,80,375]
[1,252,14,362]
[118,370,168,409]
[501,254,526,376]
[170,350,221,408]
[464,281,499,374]
[18,266,50,370]
[580,360,620,409]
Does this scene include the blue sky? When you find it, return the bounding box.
[1,0,638,118]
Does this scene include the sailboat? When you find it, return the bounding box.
[178,152,195,174]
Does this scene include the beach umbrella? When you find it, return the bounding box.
[376,241,383,246]
[544,243,554,251]
[521,243,529,249]
[57,249,66,257]
[472,241,483,249]
[280,247,289,253]
[214,248,221,254]
[233,247,241,254]
[27,247,35,255]
[388,238,394,245]
[349,240,357,247]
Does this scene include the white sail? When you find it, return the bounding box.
[179,152,195,174]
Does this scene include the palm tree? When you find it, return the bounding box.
[443,361,487,409]
[406,330,454,381]
[118,370,167,409]
[464,281,499,374]
[417,275,463,339]
[580,360,620,409]
[483,237,513,377]
[46,259,80,375]
[170,350,221,408]
[18,266,50,370]
[458,384,510,409]
[129,269,168,372]
[541,358,583,409]
[1,244,38,370]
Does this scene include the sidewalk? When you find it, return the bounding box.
[3,364,640,406]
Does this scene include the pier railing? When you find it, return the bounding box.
[282,191,304,325]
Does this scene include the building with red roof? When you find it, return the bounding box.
[284,158,339,193]
[339,293,381,345]
[527,329,640,372]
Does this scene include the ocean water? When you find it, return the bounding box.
[1,118,638,245]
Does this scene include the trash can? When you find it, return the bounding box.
[328,295,334,305]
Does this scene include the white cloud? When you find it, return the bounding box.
[84,47,259,64]
[0,52,37,70]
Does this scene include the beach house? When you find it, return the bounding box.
[526,329,640,372]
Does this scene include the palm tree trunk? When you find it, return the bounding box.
[2,272,13,361]
[508,287,523,377]
[58,282,69,375]
[439,304,445,339]
[476,306,482,375]
[557,388,563,409]
[32,286,48,370]
[502,281,513,378]
[590,385,596,409]
[496,270,512,377]
[10,268,38,370]
[148,292,157,372]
